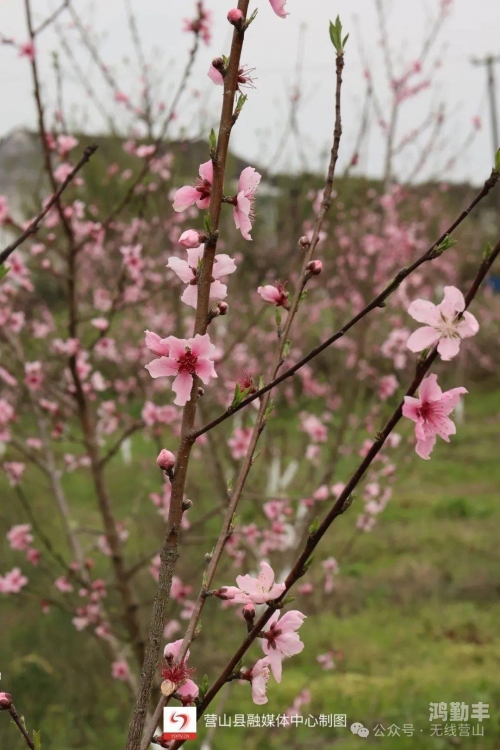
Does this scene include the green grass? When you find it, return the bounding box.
[1,391,500,748]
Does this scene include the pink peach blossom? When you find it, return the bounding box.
[269,0,289,18]
[249,657,271,704]
[177,679,199,705]
[257,282,289,307]
[402,373,467,459]
[234,167,261,240]
[167,247,236,308]
[220,561,286,605]
[172,160,213,212]
[145,333,217,406]
[261,610,306,681]
[7,524,33,551]
[157,449,175,471]
[55,576,74,593]
[208,63,224,86]
[407,286,479,361]
[0,567,28,594]
[18,42,35,61]
[164,638,190,663]
[111,660,130,682]
[179,229,202,248]
[4,462,25,486]
[183,2,213,45]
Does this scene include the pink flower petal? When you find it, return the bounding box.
[165,336,189,360]
[415,434,435,459]
[172,371,194,406]
[213,254,237,278]
[438,286,465,318]
[173,186,200,212]
[407,299,440,326]
[186,246,204,267]
[418,373,442,403]
[457,311,479,337]
[208,64,224,85]
[437,336,461,361]
[145,357,178,378]
[144,330,170,356]
[238,166,262,193]
[407,326,440,353]
[198,160,213,184]
[195,357,217,384]
[181,285,198,308]
[189,333,215,359]
[269,0,289,19]
[167,256,194,284]
[209,280,227,301]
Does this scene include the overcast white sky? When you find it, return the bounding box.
[0,0,499,184]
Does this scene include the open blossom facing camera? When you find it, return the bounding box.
[145,333,217,406]
[218,561,286,604]
[269,0,289,19]
[167,247,236,308]
[402,374,467,459]
[172,160,213,212]
[233,167,261,240]
[407,286,479,361]
[261,610,306,681]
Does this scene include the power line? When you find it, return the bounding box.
[471,54,500,159]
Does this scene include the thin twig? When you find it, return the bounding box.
[0,145,97,265]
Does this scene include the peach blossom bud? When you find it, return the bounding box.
[0,692,12,709]
[211,57,225,73]
[299,236,310,249]
[217,301,228,315]
[306,260,322,275]
[228,8,244,24]
[156,449,175,471]
[243,603,255,622]
[179,229,202,248]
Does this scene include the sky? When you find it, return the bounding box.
[0,0,499,184]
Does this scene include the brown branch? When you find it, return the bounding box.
[192,167,500,440]
[0,145,97,265]
[125,5,251,749]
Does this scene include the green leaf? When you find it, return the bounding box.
[329,16,347,54]
[230,383,252,409]
[281,595,296,606]
[246,8,258,26]
[435,234,457,255]
[234,93,247,119]
[264,400,275,420]
[282,339,291,358]
[308,517,320,535]
[33,731,42,750]
[495,147,500,173]
[209,128,217,152]
[198,674,209,701]
[302,555,315,574]
[483,241,493,260]
[0,264,10,281]
[275,309,282,328]
[203,214,213,235]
